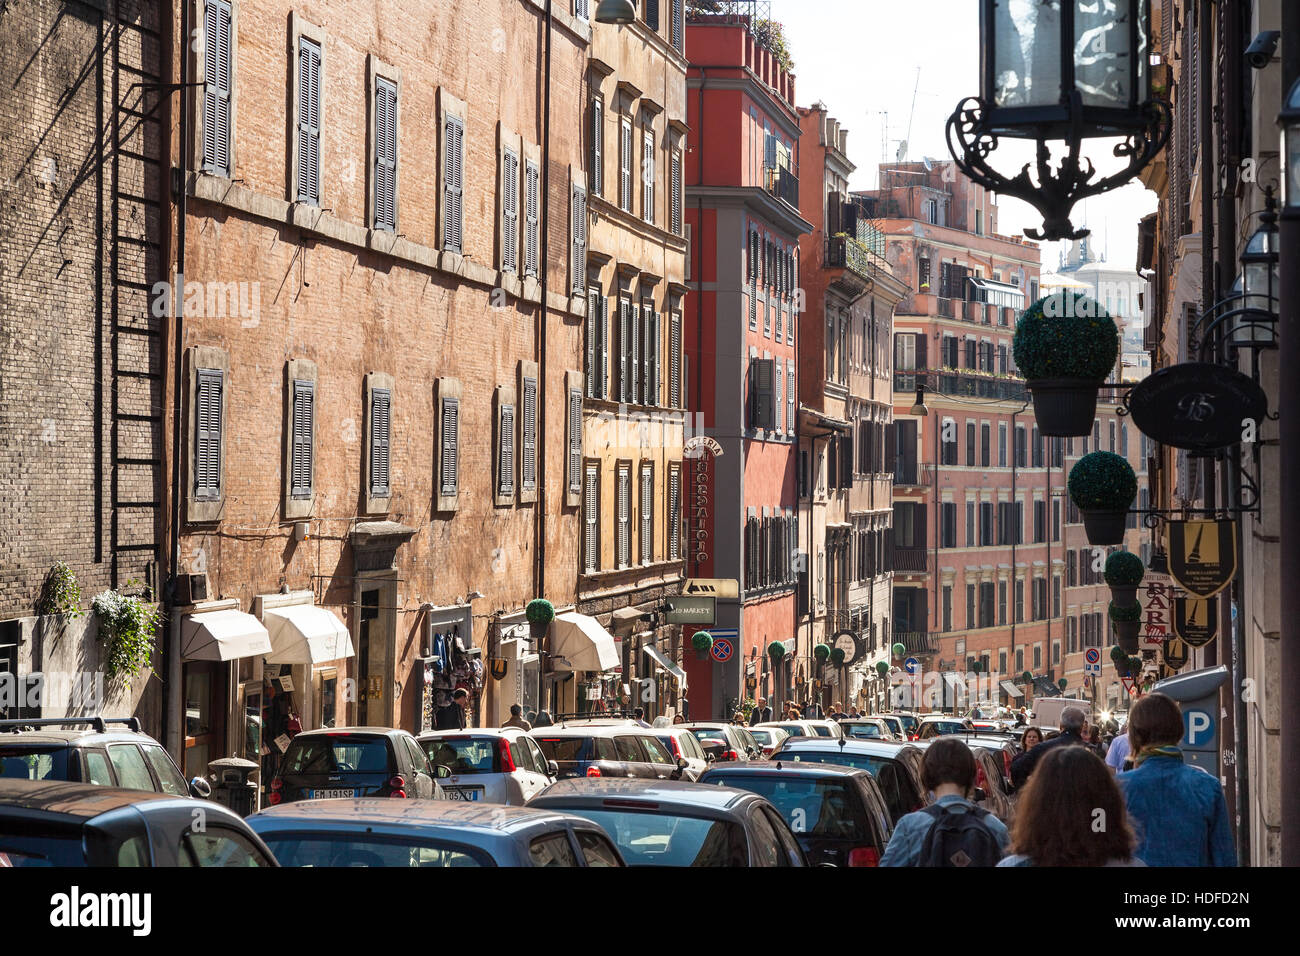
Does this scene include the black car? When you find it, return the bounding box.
[0,717,211,798]
[272,727,440,805]
[529,778,807,866]
[699,761,893,867]
[531,726,689,781]
[680,722,763,762]
[0,779,277,867]
[769,737,929,827]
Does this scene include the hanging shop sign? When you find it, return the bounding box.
[1162,636,1189,671]
[683,578,740,599]
[684,435,724,458]
[1166,520,1237,599]
[831,630,862,667]
[489,658,508,681]
[665,596,716,625]
[1126,362,1269,452]
[689,450,714,573]
[1173,595,1219,648]
[1138,574,1174,652]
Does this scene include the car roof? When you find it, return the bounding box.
[701,760,869,780]
[774,737,918,759]
[0,779,182,820]
[248,799,581,833]
[418,728,528,740]
[292,726,407,739]
[680,722,741,730]
[531,725,646,738]
[0,731,158,746]
[531,777,758,812]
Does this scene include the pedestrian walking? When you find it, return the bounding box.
[1117,693,1236,866]
[502,704,532,731]
[532,710,554,728]
[879,737,1009,867]
[434,688,470,730]
[1104,730,1131,774]
[632,707,651,728]
[1019,726,1043,752]
[1009,706,1087,790]
[997,746,1143,867]
[828,701,847,720]
[749,698,773,726]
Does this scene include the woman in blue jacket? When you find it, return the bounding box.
[1117,692,1236,866]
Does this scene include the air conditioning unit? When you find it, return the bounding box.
[174,572,209,605]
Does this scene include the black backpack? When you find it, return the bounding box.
[916,803,1002,867]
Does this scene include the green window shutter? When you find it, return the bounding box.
[290,379,314,499]
[195,368,223,499]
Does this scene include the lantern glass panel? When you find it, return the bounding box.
[1286,126,1300,208]
[1075,0,1134,108]
[992,0,1064,109]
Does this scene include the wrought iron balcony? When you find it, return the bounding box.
[825,234,875,283]
[893,549,929,573]
[892,371,1028,403]
[894,630,940,655]
[765,165,799,208]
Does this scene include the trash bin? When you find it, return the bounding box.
[207,757,260,817]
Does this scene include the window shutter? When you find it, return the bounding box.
[444,116,464,253]
[786,360,795,432]
[620,119,632,211]
[503,150,519,273]
[522,377,538,491]
[630,302,642,406]
[670,147,682,235]
[640,465,653,563]
[586,290,598,398]
[370,387,391,497]
[775,362,784,433]
[764,132,777,169]
[441,397,459,496]
[591,98,604,196]
[524,161,540,277]
[202,0,233,177]
[642,128,654,223]
[195,368,223,499]
[749,276,757,330]
[600,295,610,400]
[617,467,631,567]
[374,78,397,230]
[498,404,515,497]
[568,389,583,494]
[668,466,681,560]
[584,463,599,572]
[291,379,314,499]
[571,185,587,295]
[669,311,681,408]
[645,0,660,31]
[671,0,684,53]
[619,299,632,402]
[641,302,656,406]
[297,37,321,205]
[751,358,774,430]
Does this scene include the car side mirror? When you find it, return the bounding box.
[547,760,559,777]
[189,776,212,799]
[677,758,689,772]
[434,764,453,779]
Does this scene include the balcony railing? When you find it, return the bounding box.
[825,235,874,283]
[892,371,1029,403]
[894,549,929,573]
[894,631,940,655]
[765,165,799,207]
[936,297,954,319]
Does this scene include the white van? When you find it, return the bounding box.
[1030,697,1093,730]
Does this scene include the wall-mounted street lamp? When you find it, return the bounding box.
[595,0,637,25]
[909,383,928,417]
[1240,196,1279,346]
[945,0,1170,241]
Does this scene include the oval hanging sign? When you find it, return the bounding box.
[831,630,862,666]
[1126,362,1268,452]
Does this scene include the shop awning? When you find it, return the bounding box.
[549,612,620,673]
[1000,680,1025,699]
[642,644,688,691]
[263,604,354,664]
[181,609,272,662]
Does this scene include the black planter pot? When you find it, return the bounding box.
[1027,378,1102,437]
[1108,584,1138,604]
[1082,509,1129,545]
[1113,619,1140,654]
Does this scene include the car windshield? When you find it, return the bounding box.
[778,750,896,778]
[811,725,834,737]
[284,735,390,774]
[748,730,774,745]
[845,724,884,738]
[258,832,493,867]
[707,775,867,839]
[896,716,920,733]
[534,737,594,762]
[557,808,747,866]
[423,738,498,775]
[773,725,804,736]
[0,747,69,781]
[689,729,728,744]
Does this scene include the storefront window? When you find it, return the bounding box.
[317,669,337,730]
[519,654,540,723]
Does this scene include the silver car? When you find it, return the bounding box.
[419,728,557,805]
[247,799,625,866]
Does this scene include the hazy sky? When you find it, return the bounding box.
[768,0,1158,274]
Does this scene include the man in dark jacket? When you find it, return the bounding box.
[1009,706,1088,790]
[435,689,469,730]
[749,698,773,726]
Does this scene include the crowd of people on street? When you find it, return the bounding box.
[879,693,1236,867]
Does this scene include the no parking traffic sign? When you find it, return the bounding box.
[710,637,734,663]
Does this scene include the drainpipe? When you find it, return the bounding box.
[534,0,553,714]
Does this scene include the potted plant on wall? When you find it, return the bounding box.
[768,641,786,664]
[1110,600,1142,654]
[1104,550,1145,605]
[814,643,831,664]
[830,646,846,667]
[526,599,554,644]
[693,631,715,661]
[1068,451,1138,545]
[1012,292,1120,436]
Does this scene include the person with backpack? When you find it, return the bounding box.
[880,737,1009,867]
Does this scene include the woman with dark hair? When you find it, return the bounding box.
[997,746,1142,866]
[1019,726,1043,752]
[1117,692,1235,866]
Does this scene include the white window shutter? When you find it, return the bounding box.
[498,404,515,497]
[568,389,583,494]
[522,377,537,491]
[584,463,599,572]
[503,150,519,273]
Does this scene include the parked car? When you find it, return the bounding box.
[271,727,439,805]
[768,737,929,827]
[908,739,1016,826]
[876,714,907,740]
[681,722,762,762]
[700,761,893,867]
[801,719,844,739]
[248,798,623,866]
[754,720,819,741]
[418,728,556,804]
[529,778,807,866]
[0,717,211,799]
[653,728,710,780]
[882,712,923,740]
[838,718,898,741]
[916,716,975,739]
[745,725,790,757]
[0,779,276,866]
[532,725,690,781]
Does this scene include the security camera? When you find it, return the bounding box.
[1246,31,1280,70]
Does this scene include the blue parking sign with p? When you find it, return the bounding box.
[1183,707,1215,748]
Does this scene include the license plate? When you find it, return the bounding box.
[445,787,483,801]
[309,788,359,799]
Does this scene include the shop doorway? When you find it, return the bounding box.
[182,661,226,777]
[357,589,382,725]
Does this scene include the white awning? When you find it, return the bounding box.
[181,609,272,662]
[549,612,620,673]
[1000,680,1025,699]
[263,604,354,664]
[642,644,688,691]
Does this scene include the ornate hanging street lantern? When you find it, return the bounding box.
[946,0,1170,241]
[1239,198,1279,346]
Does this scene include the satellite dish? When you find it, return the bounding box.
[922,156,933,171]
